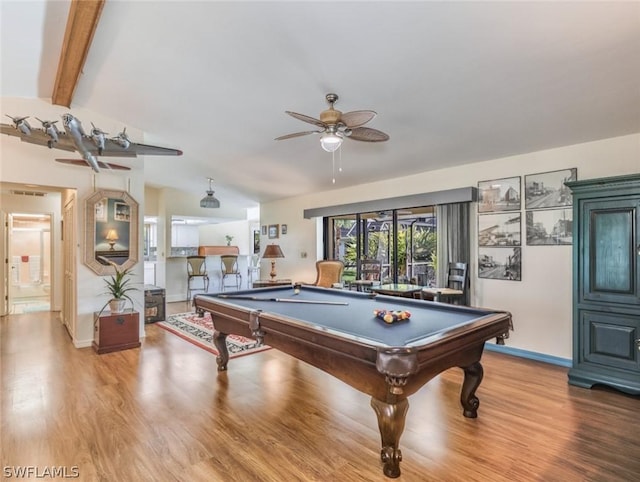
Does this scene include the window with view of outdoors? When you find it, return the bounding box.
[326,207,437,286]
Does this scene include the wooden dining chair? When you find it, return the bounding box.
[421,262,468,304]
[349,258,382,292]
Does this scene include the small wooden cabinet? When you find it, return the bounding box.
[566,174,640,395]
[93,310,141,354]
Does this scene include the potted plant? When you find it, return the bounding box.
[225,235,234,246]
[103,265,137,313]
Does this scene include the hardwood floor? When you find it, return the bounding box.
[2,303,638,481]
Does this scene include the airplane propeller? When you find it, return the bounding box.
[112,127,131,150]
[36,117,60,147]
[6,115,31,135]
[91,122,109,155]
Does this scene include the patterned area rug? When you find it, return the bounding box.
[156,311,271,358]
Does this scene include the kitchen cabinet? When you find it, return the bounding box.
[171,224,199,248]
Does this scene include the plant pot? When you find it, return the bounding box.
[109,298,127,314]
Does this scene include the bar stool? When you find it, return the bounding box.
[186,256,209,301]
[247,254,261,288]
[221,255,242,291]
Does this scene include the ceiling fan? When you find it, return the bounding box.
[275,93,389,152]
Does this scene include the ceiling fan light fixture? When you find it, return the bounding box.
[200,178,221,208]
[320,132,343,152]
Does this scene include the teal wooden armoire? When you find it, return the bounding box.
[565,174,640,395]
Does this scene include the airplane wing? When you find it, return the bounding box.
[1,123,76,152]
[55,159,131,170]
[76,137,183,158]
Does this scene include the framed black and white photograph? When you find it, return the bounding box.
[268,224,279,239]
[113,202,130,222]
[526,209,573,245]
[281,224,287,235]
[261,225,267,235]
[525,168,577,209]
[478,247,521,281]
[478,176,521,213]
[478,213,521,246]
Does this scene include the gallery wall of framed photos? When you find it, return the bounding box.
[477,168,577,281]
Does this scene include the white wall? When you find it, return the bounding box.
[199,220,250,252]
[259,133,640,360]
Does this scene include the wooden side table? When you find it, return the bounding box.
[93,309,141,354]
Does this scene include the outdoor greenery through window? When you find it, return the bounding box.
[326,206,437,286]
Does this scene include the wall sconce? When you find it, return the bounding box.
[262,244,284,280]
[105,229,119,251]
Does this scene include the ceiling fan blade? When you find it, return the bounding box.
[347,127,389,142]
[286,111,326,128]
[275,130,321,141]
[340,110,377,128]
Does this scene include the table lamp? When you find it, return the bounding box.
[262,244,284,280]
[105,229,119,251]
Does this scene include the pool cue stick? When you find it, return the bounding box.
[217,295,348,305]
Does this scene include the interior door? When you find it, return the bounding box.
[62,196,77,338]
[1,212,7,315]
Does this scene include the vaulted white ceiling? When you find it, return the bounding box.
[2,1,639,208]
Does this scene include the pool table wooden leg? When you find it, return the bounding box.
[370,397,409,478]
[460,360,483,418]
[212,330,229,371]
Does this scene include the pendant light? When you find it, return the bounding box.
[200,178,220,208]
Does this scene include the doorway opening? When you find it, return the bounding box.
[8,213,52,314]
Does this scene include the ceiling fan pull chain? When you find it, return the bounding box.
[338,145,342,173]
[332,150,336,184]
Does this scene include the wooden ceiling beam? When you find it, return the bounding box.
[52,0,105,107]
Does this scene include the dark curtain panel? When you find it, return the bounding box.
[436,202,471,305]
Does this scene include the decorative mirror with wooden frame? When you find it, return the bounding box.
[85,189,139,275]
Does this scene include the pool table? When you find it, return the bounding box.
[194,285,512,478]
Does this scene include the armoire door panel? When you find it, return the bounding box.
[580,310,639,372]
[592,209,632,292]
[581,198,639,306]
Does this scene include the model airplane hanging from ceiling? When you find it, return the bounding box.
[1,113,182,172]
